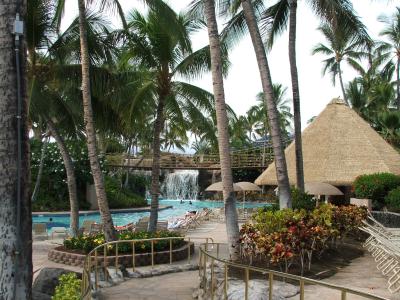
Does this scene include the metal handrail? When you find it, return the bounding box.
[81,236,214,299]
[199,242,390,300]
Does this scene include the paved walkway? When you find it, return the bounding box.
[33,220,399,299]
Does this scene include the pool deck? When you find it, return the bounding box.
[32,205,173,216]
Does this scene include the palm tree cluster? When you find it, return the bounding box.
[312,7,400,147]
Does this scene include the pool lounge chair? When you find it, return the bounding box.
[33,223,48,240]
[51,227,68,240]
[81,220,96,234]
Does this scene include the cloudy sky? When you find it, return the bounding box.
[63,0,398,128]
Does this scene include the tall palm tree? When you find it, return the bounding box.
[248,84,293,140]
[240,0,292,208]
[120,6,220,232]
[0,1,32,298]
[28,0,82,237]
[203,0,240,259]
[261,0,370,191]
[77,0,116,241]
[377,7,400,110]
[312,23,366,105]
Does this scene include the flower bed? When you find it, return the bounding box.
[240,204,367,273]
[63,231,185,254]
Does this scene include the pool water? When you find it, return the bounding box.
[32,199,267,229]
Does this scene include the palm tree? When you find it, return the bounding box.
[28,0,82,237]
[77,0,116,241]
[120,5,219,232]
[236,0,292,208]
[260,0,370,191]
[0,1,32,298]
[377,7,400,109]
[203,0,240,259]
[312,23,366,105]
[248,84,293,140]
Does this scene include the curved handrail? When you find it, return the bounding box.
[198,242,389,300]
[81,236,214,299]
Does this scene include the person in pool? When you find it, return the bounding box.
[189,200,192,205]
[180,199,183,204]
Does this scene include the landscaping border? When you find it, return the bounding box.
[48,242,194,267]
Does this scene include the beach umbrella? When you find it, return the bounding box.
[205,182,242,192]
[304,182,343,196]
[235,182,261,209]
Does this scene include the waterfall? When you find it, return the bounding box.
[161,170,199,200]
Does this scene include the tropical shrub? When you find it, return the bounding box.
[52,273,81,300]
[291,187,316,211]
[385,187,400,212]
[353,173,400,209]
[240,204,367,273]
[104,176,147,208]
[31,139,104,211]
[63,230,184,254]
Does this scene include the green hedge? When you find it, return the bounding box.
[385,187,400,212]
[105,176,147,208]
[353,173,400,209]
[64,231,184,254]
[291,187,316,211]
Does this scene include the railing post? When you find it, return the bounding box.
[115,243,119,274]
[104,245,108,282]
[217,243,219,258]
[300,279,305,300]
[188,237,191,264]
[269,273,273,300]
[341,290,346,300]
[170,239,173,264]
[95,249,98,291]
[245,268,249,300]
[151,240,154,267]
[224,263,228,300]
[211,258,215,300]
[132,241,135,272]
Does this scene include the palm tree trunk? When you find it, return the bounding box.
[241,0,292,208]
[396,57,400,110]
[337,62,348,105]
[148,97,166,232]
[31,136,48,202]
[47,120,79,237]
[77,0,116,241]
[204,0,240,260]
[288,0,305,192]
[0,2,32,298]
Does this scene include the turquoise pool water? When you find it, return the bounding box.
[32,199,267,229]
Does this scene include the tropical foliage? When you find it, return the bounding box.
[63,231,184,254]
[240,204,367,273]
[52,273,81,300]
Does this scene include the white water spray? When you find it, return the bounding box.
[161,170,199,200]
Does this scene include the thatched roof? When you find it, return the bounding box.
[255,98,400,186]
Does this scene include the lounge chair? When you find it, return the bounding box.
[135,218,149,232]
[81,220,96,234]
[51,227,68,240]
[33,223,48,240]
[156,221,168,231]
[90,223,103,235]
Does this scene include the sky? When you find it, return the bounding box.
[62,0,398,129]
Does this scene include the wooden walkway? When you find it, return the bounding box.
[107,147,275,170]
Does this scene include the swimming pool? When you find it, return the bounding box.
[32,199,268,229]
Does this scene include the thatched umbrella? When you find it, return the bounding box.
[255,98,400,186]
[304,182,343,196]
[205,182,242,192]
[236,182,261,208]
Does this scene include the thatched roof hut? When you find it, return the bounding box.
[255,98,400,186]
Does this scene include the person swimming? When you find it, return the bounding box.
[180,199,183,204]
[189,200,192,205]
